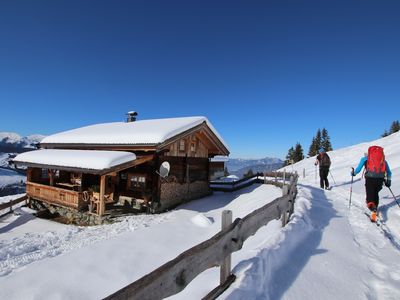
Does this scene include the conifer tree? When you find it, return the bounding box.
[284,147,294,166]
[382,130,389,137]
[224,167,229,177]
[321,128,333,151]
[315,129,322,152]
[308,137,317,157]
[293,143,304,162]
[308,129,322,157]
[244,169,254,178]
[390,120,400,134]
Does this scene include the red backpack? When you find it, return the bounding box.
[366,146,386,177]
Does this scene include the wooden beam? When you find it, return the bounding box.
[99,175,106,216]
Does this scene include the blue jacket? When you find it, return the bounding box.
[353,156,392,179]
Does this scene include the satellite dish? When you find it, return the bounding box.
[158,161,170,178]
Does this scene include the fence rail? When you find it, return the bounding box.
[105,172,298,300]
[0,194,28,216]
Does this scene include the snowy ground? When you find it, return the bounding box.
[0,132,399,299]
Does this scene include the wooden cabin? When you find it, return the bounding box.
[14,116,229,221]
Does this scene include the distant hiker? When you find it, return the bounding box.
[315,149,331,189]
[351,145,392,222]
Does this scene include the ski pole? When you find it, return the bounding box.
[315,165,317,184]
[349,168,354,209]
[329,171,337,185]
[388,186,400,208]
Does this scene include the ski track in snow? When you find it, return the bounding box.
[0,212,171,276]
[324,185,400,299]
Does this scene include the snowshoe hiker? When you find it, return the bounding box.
[351,145,392,222]
[315,149,331,189]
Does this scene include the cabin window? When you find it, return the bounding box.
[179,140,186,151]
[190,142,196,152]
[130,175,146,190]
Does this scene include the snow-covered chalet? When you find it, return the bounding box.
[13,114,229,222]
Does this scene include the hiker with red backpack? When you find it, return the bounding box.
[315,149,331,189]
[351,145,392,222]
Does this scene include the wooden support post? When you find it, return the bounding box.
[303,168,305,178]
[275,172,277,183]
[220,210,232,284]
[264,172,266,184]
[27,168,32,181]
[49,169,55,187]
[99,175,106,216]
[9,200,13,213]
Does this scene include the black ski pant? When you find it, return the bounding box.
[365,177,384,210]
[319,167,329,189]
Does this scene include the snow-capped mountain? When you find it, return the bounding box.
[0,132,45,195]
[227,157,283,177]
[0,132,45,153]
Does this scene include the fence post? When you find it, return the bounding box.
[283,169,286,186]
[275,172,277,184]
[264,172,266,184]
[281,185,289,227]
[303,168,305,179]
[220,210,232,284]
[9,200,13,213]
[282,185,289,197]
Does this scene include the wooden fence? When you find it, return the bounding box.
[0,194,28,217]
[104,172,298,300]
[210,170,292,192]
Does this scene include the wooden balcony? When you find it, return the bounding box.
[26,182,86,210]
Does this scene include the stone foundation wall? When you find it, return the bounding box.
[31,199,106,225]
[159,180,210,211]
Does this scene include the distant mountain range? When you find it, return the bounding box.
[226,157,283,178]
[0,132,45,153]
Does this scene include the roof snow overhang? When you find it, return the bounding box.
[13,149,153,175]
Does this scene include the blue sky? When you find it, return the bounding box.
[1,1,399,159]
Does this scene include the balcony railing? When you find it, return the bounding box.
[26,182,86,210]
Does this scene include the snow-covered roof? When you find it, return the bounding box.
[210,156,229,162]
[41,116,229,150]
[13,149,136,171]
